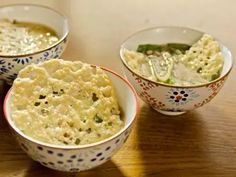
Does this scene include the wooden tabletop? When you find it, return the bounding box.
[1,0,236,177]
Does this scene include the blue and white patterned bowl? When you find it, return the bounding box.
[0,4,69,84]
[120,27,233,115]
[4,66,139,172]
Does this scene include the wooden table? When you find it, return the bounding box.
[1,0,236,176]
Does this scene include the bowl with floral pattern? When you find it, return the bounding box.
[4,66,139,172]
[120,27,233,115]
[0,4,69,84]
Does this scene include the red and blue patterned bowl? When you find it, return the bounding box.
[4,66,139,172]
[120,27,233,115]
[0,4,69,84]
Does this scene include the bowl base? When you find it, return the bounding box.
[157,109,186,116]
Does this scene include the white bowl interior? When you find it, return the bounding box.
[0,4,68,38]
[104,69,137,126]
[120,27,233,78]
[4,67,138,148]
[220,45,233,76]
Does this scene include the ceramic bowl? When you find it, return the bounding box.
[4,66,139,172]
[120,26,233,116]
[0,4,69,84]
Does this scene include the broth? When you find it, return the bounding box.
[0,19,59,55]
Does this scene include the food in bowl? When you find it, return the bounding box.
[123,34,224,86]
[0,19,59,55]
[120,27,232,115]
[4,60,138,172]
[0,4,69,84]
[11,59,124,146]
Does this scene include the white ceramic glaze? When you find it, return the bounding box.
[120,26,233,115]
[0,4,69,84]
[4,67,139,172]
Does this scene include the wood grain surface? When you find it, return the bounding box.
[1,82,236,177]
[0,0,236,177]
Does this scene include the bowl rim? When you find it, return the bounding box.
[0,4,69,58]
[3,65,139,150]
[120,26,234,88]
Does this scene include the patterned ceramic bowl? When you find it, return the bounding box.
[0,4,69,84]
[120,27,233,116]
[4,66,139,172]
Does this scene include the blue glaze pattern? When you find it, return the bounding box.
[0,37,68,84]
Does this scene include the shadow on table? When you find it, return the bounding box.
[24,160,126,177]
[136,105,211,176]
[0,81,11,126]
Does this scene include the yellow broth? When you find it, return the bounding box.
[0,19,59,55]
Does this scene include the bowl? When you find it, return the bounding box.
[120,26,233,116]
[0,4,69,84]
[4,66,139,172]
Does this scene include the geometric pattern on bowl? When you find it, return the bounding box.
[13,126,131,172]
[124,67,228,113]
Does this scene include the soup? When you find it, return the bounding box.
[0,19,59,55]
[123,34,224,86]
